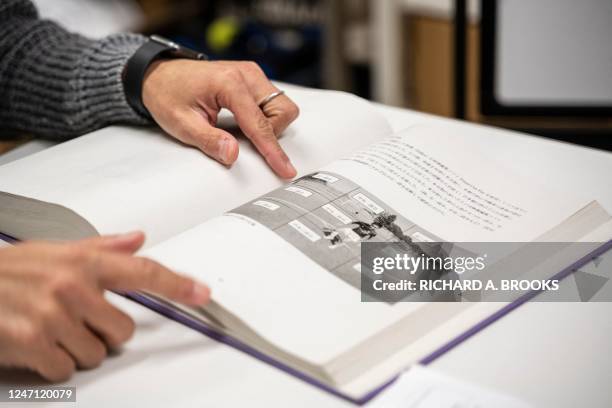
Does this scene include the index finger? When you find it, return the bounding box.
[88,252,210,306]
[221,81,297,179]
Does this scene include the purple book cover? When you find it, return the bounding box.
[2,231,610,404]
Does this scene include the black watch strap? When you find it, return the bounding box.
[124,35,208,119]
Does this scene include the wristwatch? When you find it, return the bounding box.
[123,35,208,118]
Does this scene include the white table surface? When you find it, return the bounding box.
[1,105,611,408]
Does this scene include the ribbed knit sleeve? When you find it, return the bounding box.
[0,0,149,139]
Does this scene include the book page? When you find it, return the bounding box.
[144,125,601,372]
[324,125,596,243]
[0,86,391,246]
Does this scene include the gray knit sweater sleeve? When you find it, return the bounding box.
[0,0,149,139]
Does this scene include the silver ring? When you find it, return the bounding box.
[258,90,285,108]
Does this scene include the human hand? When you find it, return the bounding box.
[142,60,300,178]
[0,232,209,381]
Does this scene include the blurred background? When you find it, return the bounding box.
[33,0,612,150]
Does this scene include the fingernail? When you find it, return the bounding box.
[190,282,211,305]
[218,137,229,164]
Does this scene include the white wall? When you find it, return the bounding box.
[496,0,612,106]
[374,0,612,108]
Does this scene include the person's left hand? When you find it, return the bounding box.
[142,60,300,179]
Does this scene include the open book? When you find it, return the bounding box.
[0,86,610,403]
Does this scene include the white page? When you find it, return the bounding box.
[146,214,416,367]
[367,365,531,408]
[144,126,600,367]
[322,126,596,243]
[0,87,391,246]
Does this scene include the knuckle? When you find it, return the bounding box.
[107,316,135,348]
[241,60,261,73]
[119,315,136,343]
[136,257,161,284]
[49,275,81,299]
[46,358,75,382]
[60,245,87,264]
[133,256,150,271]
[37,300,63,323]
[257,115,275,135]
[83,340,107,368]
[219,67,242,83]
[286,102,300,121]
[136,256,155,274]
[17,322,46,349]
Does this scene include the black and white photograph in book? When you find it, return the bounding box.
[228,172,453,296]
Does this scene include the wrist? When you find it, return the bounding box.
[123,36,208,119]
[141,59,168,116]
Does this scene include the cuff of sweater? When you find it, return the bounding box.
[77,33,149,127]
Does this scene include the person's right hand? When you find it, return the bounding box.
[142,60,300,179]
[0,231,210,382]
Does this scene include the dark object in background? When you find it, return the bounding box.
[150,0,326,89]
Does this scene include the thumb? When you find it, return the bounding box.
[179,109,240,166]
[75,231,146,254]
